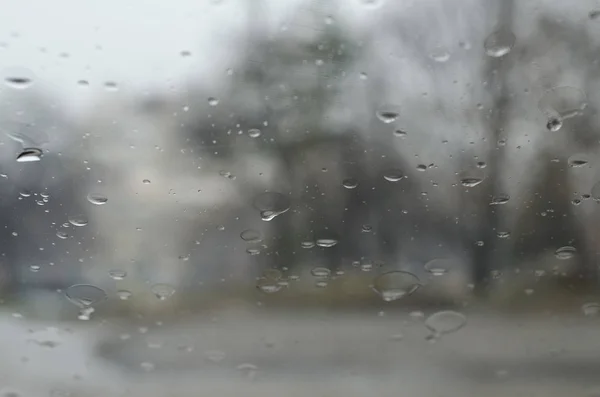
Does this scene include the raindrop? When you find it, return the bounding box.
[108,269,127,280]
[424,259,454,276]
[546,117,563,132]
[383,168,404,182]
[342,178,358,189]
[256,278,282,294]
[425,310,467,335]
[56,231,68,240]
[555,246,577,260]
[151,283,176,300]
[65,284,107,309]
[393,129,407,138]
[87,193,108,205]
[117,290,132,300]
[315,281,328,288]
[490,194,510,205]
[461,177,483,187]
[416,164,427,172]
[316,238,338,248]
[142,179,151,184]
[568,155,589,168]
[582,302,600,317]
[253,192,290,221]
[104,81,118,91]
[372,271,420,302]
[68,215,88,227]
[246,248,261,255]
[301,241,315,249]
[240,229,261,242]
[208,97,219,106]
[29,264,41,272]
[497,231,511,239]
[311,267,331,278]
[483,29,516,57]
[476,161,487,169]
[263,269,282,280]
[248,129,262,138]
[460,169,485,188]
[16,148,42,162]
[376,105,400,124]
[430,47,450,62]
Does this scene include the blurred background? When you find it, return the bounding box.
[1,0,600,395]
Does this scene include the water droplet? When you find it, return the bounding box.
[117,290,132,300]
[104,81,118,91]
[476,161,487,169]
[68,215,88,227]
[342,178,358,189]
[497,231,511,239]
[151,283,176,300]
[87,193,108,205]
[248,129,262,138]
[393,129,407,138]
[311,267,331,278]
[253,192,290,221]
[461,177,483,187]
[256,278,282,294]
[240,229,261,242]
[208,97,219,106]
[246,247,261,255]
[65,284,107,308]
[430,47,450,62]
[301,241,315,249]
[555,246,577,260]
[263,269,282,280]
[383,168,404,182]
[425,310,467,335]
[372,271,420,302]
[316,238,338,248]
[590,10,600,19]
[361,224,373,233]
[140,362,155,372]
[582,302,600,317]
[484,29,516,57]
[376,105,400,124]
[108,269,127,280]
[56,231,68,240]
[547,117,563,131]
[29,264,41,272]
[315,280,328,288]
[568,155,589,168]
[539,86,587,121]
[424,259,454,276]
[16,148,42,162]
[142,179,151,184]
[490,194,510,205]
[416,164,427,172]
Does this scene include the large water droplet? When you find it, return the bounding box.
[65,284,107,308]
[376,105,400,124]
[151,283,176,300]
[316,238,338,248]
[555,246,577,260]
[372,271,420,302]
[87,193,108,205]
[108,269,127,280]
[311,267,331,278]
[425,310,467,335]
[484,29,516,57]
[342,178,358,189]
[253,192,290,221]
[461,177,484,187]
[240,229,262,242]
[460,169,485,187]
[16,148,42,162]
[68,215,88,227]
[568,155,589,168]
[424,258,455,276]
[383,168,404,182]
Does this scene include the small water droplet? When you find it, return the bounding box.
[104,81,118,91]
[87,193,108,205]
[376,105,400,124]
[555,245,577,260]
[311,266,331,278]
[476,161,487,169]
[497,231,511,239]
[425,310,467,335]
[256,278,282,294]
[240,229,261,242]
[29,264,41,272]
[393,129,407,138]
[315,280,328,288]
[484,29,516,57]
[342,178,358,189]
[56,231,68,240]
[383,168,404,182]
[16,148,42,162]
[246,247,261,255]
[248,129,262,138]
[490,194,510,205]
[142,179,151,184]
[316,238,338,248]
[68,215,88,227]
[208,97,219,106]
[582,302,600,317]
[151,283,176,300]
[424,258,454,276]
[430,47,450,62]
[461,177,483,187]
[372,271,420,302]
[108,269,127,280]
[115,290,131,300]
[301,241,315,249]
